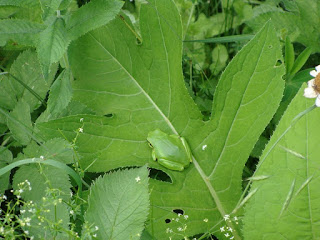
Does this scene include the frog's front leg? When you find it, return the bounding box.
[157,158,184,171]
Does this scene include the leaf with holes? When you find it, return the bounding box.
[243,86,320,239]
[36,0,285,238]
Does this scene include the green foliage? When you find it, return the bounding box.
[47,69,73,119]
[0,0,318,239]
[85,166,149,240]
[243,86,320,239]
[37,16,69,79]
[246,0,320,52]
[66,0,124,41]
[37,1,285,238]
[0,147,12,194]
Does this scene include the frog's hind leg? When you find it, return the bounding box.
[157,158,184,171]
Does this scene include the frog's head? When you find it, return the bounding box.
[147,129,166,148]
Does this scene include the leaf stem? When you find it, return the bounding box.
[192,157,242,240]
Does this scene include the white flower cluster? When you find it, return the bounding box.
[219,215,239,239]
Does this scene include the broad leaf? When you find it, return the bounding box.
[38,1,285,238]
[243,86,320,239]
[85,166,149,240]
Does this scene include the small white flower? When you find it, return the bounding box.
[304,65,320,107]
[40,155,44,160]
[93,234,97,238]
[0,227,4,233]
[80,118,84,122]
[184,215,189,220]
[70,210,74,215]
[227,227,233,232]
[2,195,7,200]
[203,218,208,222]
[135,176,141,182]
[224,233,230,237]
[175,218,179,222]
[95,226,99,231]
[177,227,183,231]
[220,226,225,232]
[178,213,182,217]
[230,237,234,240]
[24,230,29,235]
[19,189,24,193]
[223,214,230,221]
[202,144,207,150]
[233,216,238,221]
[79,128,83,133]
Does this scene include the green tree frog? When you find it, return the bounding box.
[147,129,192,171]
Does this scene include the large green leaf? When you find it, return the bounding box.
[243,86,320,239]
[85,166,149,240]
[37,1,285,238]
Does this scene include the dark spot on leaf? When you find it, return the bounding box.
[275,59,282,66]
[165,219,171,223]
[136,38,142,45]
[173,209,184,215]
[104,113,113,118]
[268,45,273,49]
[148,168,172,183]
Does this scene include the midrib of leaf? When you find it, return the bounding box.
[208,36,267,179]
[87,32,178,135]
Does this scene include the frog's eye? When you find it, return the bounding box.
[148,142,153,148]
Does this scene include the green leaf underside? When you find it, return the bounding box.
[85,166,149,240]
[243,86,320,239]
[37,1,284,238]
